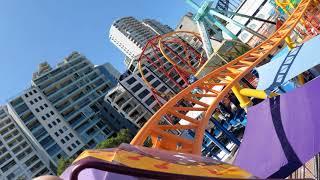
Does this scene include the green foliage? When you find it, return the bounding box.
[16,176,26,180]
[95,129,133,149]
[56,129,133,175]
[57,157,74,176]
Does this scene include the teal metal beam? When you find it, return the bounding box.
[204,15,238,40]
[196,20,214,57]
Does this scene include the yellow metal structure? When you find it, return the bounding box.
[285,36,297,49]
[231,83,252,108]
[276,0,295,15]
[240,88,268,99]
[298,74,306,84]
[131,0,313,155]
[239,88,279,99]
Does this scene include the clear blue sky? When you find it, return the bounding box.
[0,0,198,103]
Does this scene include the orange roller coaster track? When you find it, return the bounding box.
[131,0,313,155]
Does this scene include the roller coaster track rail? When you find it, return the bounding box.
[130,0,313,155]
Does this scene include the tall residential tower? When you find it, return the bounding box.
[7,52,132,169]
[0,106,54,180]
[109,17,173,63]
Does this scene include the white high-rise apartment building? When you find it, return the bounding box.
[0,106,53,180]
[109,17,173,61]
[142,19,173,35]
[7,52,130,169]
[8,86,84,165]
[30,52,117,149]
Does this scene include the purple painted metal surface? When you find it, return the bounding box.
[60,143,254,179]
[234,76,320,178]
[60,164,108,180]
[60,162,138,180]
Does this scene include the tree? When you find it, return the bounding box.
[16,176,26,180]
[57,157,74,176]
[56,129,133,175]
[95,129,133,149]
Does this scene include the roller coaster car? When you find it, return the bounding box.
[59,143,255,180]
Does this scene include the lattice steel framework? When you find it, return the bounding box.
[131,0,314,155]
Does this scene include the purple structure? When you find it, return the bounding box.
[61,143,253,180]
[234,76,320,178]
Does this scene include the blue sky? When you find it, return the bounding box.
[0,0,198,103]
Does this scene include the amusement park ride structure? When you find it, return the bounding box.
[184,0,272,57]
[131,0,314,155]
[134,0,282,157]
[58,0,320,179]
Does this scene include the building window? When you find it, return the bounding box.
[34,99,38,103]
[56,118,61,123]
[50,111,54,115]
[126,77,136,85]
[25,94,29,98]
[146,75,155,82]
[41,116,46,120]
[152,80,161,87]
[65,136,70,141]
[54,132,59,137]
[29,92,33,96]
[71,143,76,148]
[46,113,50,118]
[35,108,40,112]
[138,89,150,99]
[30,101,34,105]
[67,147,72,151]
[44,104,48,108]
[63,126,67,131]
[159,86,167,92]
[142,69,148,74]
[69,133,74,138]
[76,140,80,145]
[52,121,57,126]
[61,139,65,144]
[40,106,43,110]
[56,154,63,160]
[145,96,156,106]
[59,129,63,133]
[49,124,53,128]
[38,96,42,100]
[131,83,143,92]
[33,89,37,93]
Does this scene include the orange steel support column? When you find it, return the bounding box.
[131,0,313,155]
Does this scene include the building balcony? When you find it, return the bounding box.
[33,60,83,89]
[10,97,24,108]
[3,130,19,142]
[69,114,87,129]
[51,72,101,106]
[47,69,96,99]
[65,85,107,122]
[40,61,90,91]
[33,56,82,85]
[8,139,25,152]
[7,135,23,148]
[0,124,15,136]
[77,119,100,141]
